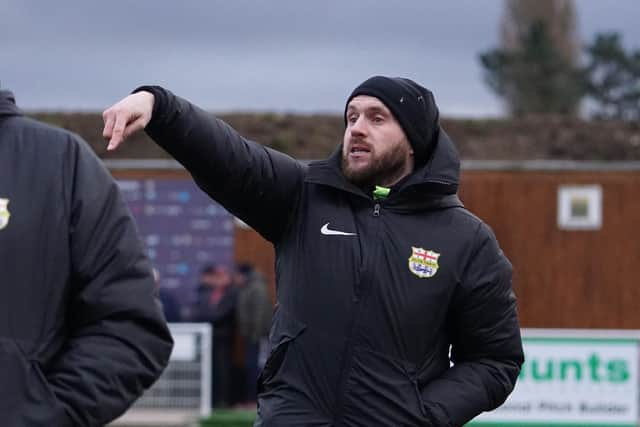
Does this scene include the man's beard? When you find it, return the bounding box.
[342,142,410,188]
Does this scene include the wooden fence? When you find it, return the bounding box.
[109,160,640,329]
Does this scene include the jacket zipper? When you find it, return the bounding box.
[334,201,382,425]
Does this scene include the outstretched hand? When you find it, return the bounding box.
[102,91,155,151]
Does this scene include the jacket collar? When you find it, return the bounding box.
[0,90,22,119]
[306,128,461,208]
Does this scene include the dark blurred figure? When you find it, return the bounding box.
[234,263,273,407]
[153,268,181,323]
[193,264,238,408]
[0,89,172,426]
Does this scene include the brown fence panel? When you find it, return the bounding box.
[459,170,640,329]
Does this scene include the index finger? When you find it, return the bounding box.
[107,114,128,151]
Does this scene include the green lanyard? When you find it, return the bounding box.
[373,185,390,200]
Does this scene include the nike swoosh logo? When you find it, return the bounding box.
[321,222,357,236]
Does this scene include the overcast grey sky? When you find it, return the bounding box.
[1,0,638,117]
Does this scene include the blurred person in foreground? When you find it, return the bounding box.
[103,76,524,426]
[193,264,238,408]
[0,88,173,426]
[234,263,273,408]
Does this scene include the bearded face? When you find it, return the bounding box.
[342,136,412,188]
[342,95,414,188]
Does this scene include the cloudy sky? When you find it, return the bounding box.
[1,0,638,117]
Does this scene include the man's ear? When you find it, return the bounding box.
[406,138,414,156]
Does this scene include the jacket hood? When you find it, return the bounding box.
[403,128,460,192]
[0,90,22,118]
[306,128,461,207]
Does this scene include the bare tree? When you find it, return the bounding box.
[480,0,584,116]
[501,0,579,67]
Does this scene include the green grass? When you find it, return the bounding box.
[199,409,256,427]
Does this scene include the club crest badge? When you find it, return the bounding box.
[0,198,10,230]
[408,246,440,278]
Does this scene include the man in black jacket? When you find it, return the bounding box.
[0,89,173,426]
[103,76,524,427]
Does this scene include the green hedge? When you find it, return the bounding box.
[199,409,256,427]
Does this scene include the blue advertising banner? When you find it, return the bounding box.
[117,178,234,317]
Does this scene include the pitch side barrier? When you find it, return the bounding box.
[110,323,212,427]
[109,325,639,426]
[471,329,640,427]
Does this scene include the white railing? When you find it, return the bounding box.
[111,323,212,426]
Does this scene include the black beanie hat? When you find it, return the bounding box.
[344,76,440,166]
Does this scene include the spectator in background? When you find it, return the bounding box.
[234,263,273,408]
[193,264,238,408]
[153,268,182,323]
[0,88,173,426]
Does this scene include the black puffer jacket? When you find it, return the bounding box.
[0,91,173,426]
[142,86,524,427]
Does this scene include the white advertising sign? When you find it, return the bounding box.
[472,330,640,427]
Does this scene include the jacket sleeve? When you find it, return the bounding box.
[46,136,174,426]
[139,86,305,243]
[420,223,524,427]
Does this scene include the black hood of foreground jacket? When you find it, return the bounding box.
[0,90,22,118]
[306,128,462,211]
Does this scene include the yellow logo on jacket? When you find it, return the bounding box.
[408,246,440,278]
[0,198,10,230]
